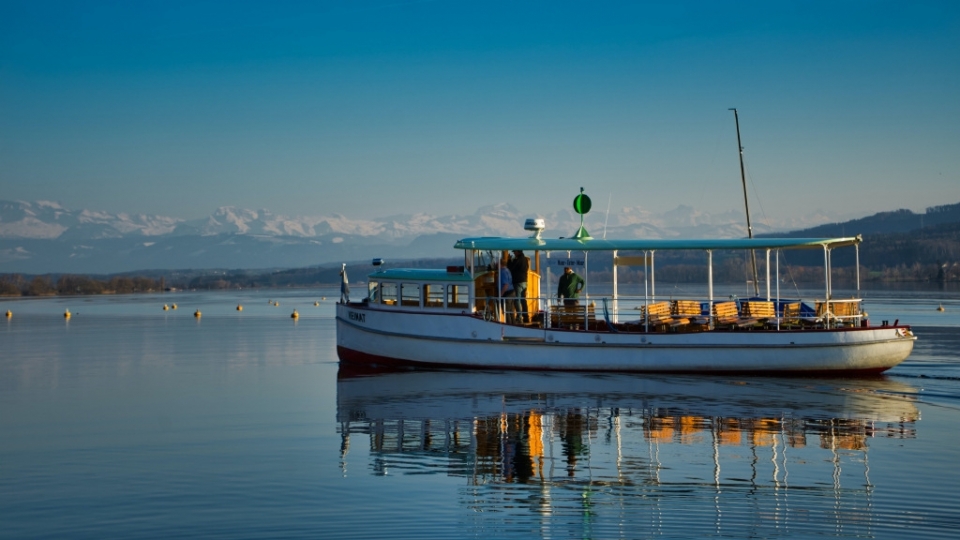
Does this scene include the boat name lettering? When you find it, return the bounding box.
[348,311,366,323]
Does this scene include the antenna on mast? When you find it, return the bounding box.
[729,107,760,297]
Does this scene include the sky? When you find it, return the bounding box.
[1,0,958,225]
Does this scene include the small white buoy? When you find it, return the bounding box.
[291,309,299,319]
[314,301,319,306]
[321,297,326,301]
[64,309,71,319]
[274,301,279,307]
[172,304,178,310]
[236,304,243,311]
[194,310,201,318]
[937,303,945,312]
[163,304,169,311]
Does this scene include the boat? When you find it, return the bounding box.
[336,193,916,375]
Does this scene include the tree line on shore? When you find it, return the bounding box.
[0,275,166,297]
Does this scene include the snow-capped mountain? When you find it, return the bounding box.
[0,199,838,274]
[0,200,181,240]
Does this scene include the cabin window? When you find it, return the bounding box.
[367,281,379,303]
[380,282,398,306]
[401,283,421,307]
[424,284,445,308]
[447,284,469,309]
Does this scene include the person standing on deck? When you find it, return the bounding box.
[557,266,584,307]
[508,250,529,324]
[339,263,350,304]
[498,260,516,323]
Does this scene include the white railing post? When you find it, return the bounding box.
[707,250,714,328]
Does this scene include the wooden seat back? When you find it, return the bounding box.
[672,300,702,317]
[712,301,740,325]
[550,304,596,326]
[782,302,801,325]
[741,301,775,319]
[831,300,860,317]
[643,302,672,325]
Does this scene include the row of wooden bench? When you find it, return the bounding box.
[643,300,805,330]
[546,299,861,331]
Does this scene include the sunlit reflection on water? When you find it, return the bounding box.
[337,369,943,537]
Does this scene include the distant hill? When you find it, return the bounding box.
[764,202,960,238]
[756,203,960,276]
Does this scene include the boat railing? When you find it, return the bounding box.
[478,293,864,331]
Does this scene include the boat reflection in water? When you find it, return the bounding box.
[337,367,919,534]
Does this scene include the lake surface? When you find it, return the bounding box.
[2,287,960,539]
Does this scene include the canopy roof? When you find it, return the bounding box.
[453,235,862,252]
[368,268,475,282]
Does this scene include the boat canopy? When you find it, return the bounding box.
[367,268,475,282]
[454,235,862,252]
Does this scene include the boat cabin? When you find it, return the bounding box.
[366,268,474,312]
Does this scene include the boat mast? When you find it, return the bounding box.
[730,108,760,297]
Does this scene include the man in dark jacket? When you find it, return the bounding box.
[557,266,584,307]
[508,250,529,323]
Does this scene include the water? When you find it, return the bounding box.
[2,287,960,539]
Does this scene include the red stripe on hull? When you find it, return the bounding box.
[336,346,891,377]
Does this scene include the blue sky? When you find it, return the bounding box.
[1,1,958,223]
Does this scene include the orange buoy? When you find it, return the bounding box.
[64,309,71,319]
[937,303,945,312]
[5,310,11,318]
[163,304,169,311]
[291,310,299,319]
[236,304,243,311]
[194,310,201,318]
[172,304,178,310]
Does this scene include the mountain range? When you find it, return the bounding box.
[0,199,945,274]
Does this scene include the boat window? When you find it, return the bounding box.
[380,282,397,306]
[424,284,444,308]
[447,284,469,309]
[401,283,421,307]
[367,281,379,303]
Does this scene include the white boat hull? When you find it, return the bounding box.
[336,303,915,375]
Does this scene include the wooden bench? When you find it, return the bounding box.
[670,300,705,329]
[816,299,861,327]
[741,301,775,320]
[781,302,802,328]
[642,302,672,330]
[740,301,776,328]
[712,301,742,329]
[550,304,596,328]
[672,300,703,318]
[712,301,739,325]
